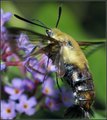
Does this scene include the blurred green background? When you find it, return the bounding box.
[1,0,106,119]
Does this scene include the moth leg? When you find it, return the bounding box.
[61,78,64,82]
[42,55,50,82]
[25,57,45,75]
[55,73,62,92]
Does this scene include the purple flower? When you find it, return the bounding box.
[16,94,37,116]
[1,9,12,41]
[24,57,42,73]
[41,54,57,72]
[1,100,16,119]
[17,33,35,56]
[32,63,46,82]
[1,9,12,27]
[42,78,56,96]
[33,72,45,83]
[4,78,24,100]
[61,88,74,107]
[25,57,46,83]
[23,78,35,91]
[0,61,6,71]
[45,97,60,111]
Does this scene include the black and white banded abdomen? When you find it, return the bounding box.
[64,63,95,118]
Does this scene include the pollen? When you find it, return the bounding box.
[14,89,20,94]
[45,88,49,93]
[49,101,53,107]
[6,108,11,113]
[23,104,28,109]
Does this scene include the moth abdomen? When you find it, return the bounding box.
[64,63,95,118]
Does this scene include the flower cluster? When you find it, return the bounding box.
[0,9,24,72]
[1,9,12,71]
[1,9,74,119]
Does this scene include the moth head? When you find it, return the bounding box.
[46,29,53,37]
[46,28,74,48]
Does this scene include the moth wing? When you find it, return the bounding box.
[7,27,56,45]
[78,40,106,57]
[53,52,65,78]
[7,27,57,59]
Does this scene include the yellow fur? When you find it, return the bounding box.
[51,28,88,69]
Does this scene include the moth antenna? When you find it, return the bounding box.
[35,19,48,28]
[31,18,48,29]
[14,14,50,30]
[55,5,62,28]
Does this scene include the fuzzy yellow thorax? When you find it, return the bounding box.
[51,28,88,69]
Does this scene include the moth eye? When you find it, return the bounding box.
[67,41,72,46]
[46,29,53,37]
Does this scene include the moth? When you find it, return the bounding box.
[7,6,105,119]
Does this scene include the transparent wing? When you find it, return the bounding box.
[7,27,57,59]
[7,27,66,77]
[77,40,106,57]
[53,52,65,77]
[7,27,56,45]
